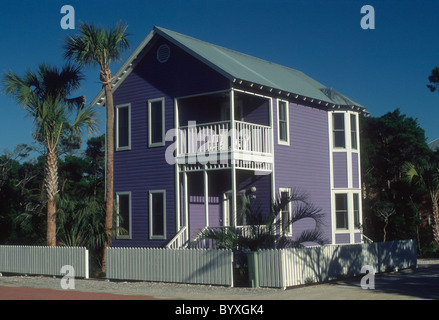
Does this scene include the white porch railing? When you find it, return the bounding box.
[177,120,273,161]
[190,225,272,249]
[234,120,272,155]
[165,226,189,249]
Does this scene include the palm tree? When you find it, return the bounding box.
[63,22,130,272]
[197,189,328,251]
[2,64,97,246]
[404,162,439,245]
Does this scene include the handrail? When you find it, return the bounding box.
[165,226,188,248]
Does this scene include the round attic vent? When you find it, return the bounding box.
[157,44,170,63]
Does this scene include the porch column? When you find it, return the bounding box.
[204,167,209,226]
[183,171,189,240]
[230,89,237,227]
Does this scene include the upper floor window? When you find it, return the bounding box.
[116,104,131,151]
[148,98,165,147]
[350,114,358,149]
[278,100,289,145]
[332,113,345,148]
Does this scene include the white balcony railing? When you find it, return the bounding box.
[177,121,273,163]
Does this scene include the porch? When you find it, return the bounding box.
[167,167,273,249]
[176,120,273,171]
[168,89,275,249]
[175,88,274,172]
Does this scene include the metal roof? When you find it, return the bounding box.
[92,26,365,111]
[428,138,439,151]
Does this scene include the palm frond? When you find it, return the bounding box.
[63,22,130,69]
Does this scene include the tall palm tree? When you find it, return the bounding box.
[404,162,439,245]
[63,22,130,272]
[2,64,97,246]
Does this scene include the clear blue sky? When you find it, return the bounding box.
[1,0,439,156]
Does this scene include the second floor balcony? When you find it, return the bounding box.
[176,120,273,168]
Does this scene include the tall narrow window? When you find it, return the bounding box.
[335,193,348,230]
[116,192,131,239]
[278,100,289,144]
[116,104,130,150]
[333,113,345,148]
[148,98,165,147]
[279,188,292,235]
[149,190,166,239]
[350,114,358,149]
[353,193,360,229]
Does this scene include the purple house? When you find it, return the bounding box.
[92,27,367,248]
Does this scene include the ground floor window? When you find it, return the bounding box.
[149,190,166,239]
[279,188,292,236]
[335,192,361,231]
[116,192,131,239]
[335,193,348,230]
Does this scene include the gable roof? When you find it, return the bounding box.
[92,26,366,112]
[428,138,439,151]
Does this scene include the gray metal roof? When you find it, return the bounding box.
[428,138,439,151]
[92,26,365,111]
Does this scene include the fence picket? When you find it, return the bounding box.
[0,246,89,278]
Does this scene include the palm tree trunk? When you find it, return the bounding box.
[431,193,439,245]
[102,69,114,274]
[45,148,58,246]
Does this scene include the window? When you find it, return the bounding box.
[278,100,289,144]
[332,113,345,148]
[149,190,166,239]
[116,104,130,150]
[335,193,348,230]
[116,192,131,239]
[279,188,292,235]
[353,193,360,229]
[350,114,358,149]
[148,98,165,147]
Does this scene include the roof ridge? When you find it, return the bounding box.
[154,26,309,81]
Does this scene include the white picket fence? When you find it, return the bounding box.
[257,239,417,288]
[0,240,416,289]
[106,247,234,286]
[0,246,89,278]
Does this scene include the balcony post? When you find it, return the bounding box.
[230,89,237,227]
[204,167,209,227]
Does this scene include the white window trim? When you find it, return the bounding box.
[116,104,131,151]
[350,113,358,150]
[334,192,349,231]
[331,112,346,150]
[149,190,167,240]
[148,97,166,148]
[332,191,363,238]
[277,99,290,146]
[329,110,363,244]
[279,188,292,236]
[116,192,132,239]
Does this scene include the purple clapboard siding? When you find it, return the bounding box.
[112,35,229,247]
[333,152,348,189]
[273,100,332,244]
